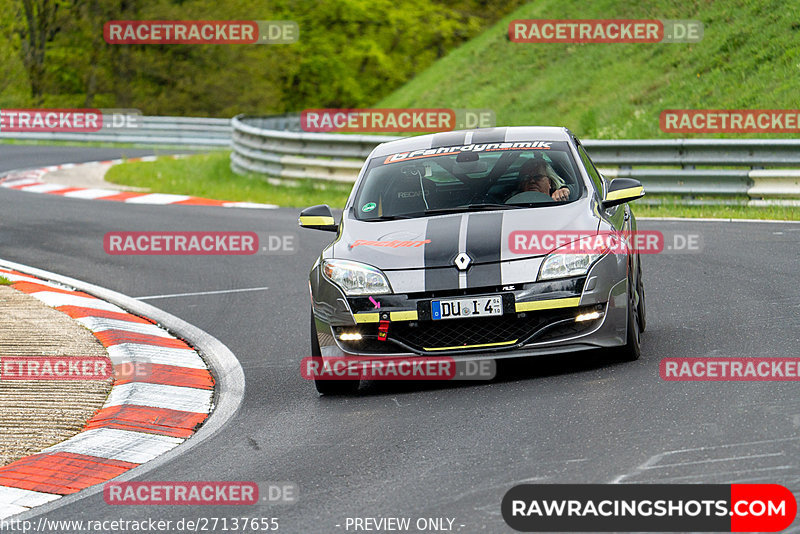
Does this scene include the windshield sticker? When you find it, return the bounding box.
[361,202,377,212]
[383,141,552,164]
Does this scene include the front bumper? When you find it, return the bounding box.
[311,254,629,360]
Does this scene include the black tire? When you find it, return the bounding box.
[620,272,642,362]
[636,255,646,333]
[310,312,360,395]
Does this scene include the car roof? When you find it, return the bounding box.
[369,126,574,158]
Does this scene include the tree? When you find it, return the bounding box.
[15,0,63,104]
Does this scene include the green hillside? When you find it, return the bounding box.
[378,0,800,139]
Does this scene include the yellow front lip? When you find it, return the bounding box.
[514,297,581,312]
[423,339,518,352]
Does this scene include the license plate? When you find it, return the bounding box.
[431,296,502,321]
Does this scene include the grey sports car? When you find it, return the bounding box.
[299,127,646,394]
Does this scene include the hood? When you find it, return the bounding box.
[331,198,602,271]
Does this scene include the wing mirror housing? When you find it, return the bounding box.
[298,204,338,232]
[602,178,645,209]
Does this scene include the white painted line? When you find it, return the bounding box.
[76,317,174,338]
[609,437,800,483]
[40,428,183,464]
[657,465,795,483]
[0,503,30,520]
[124,193,190,204]
[750,169,800,178]
[0,487,61,508]
[643,452,784,469]
[749,199,800,207]
[0,271,50,284]
[221,202,278,209]
[61,188,119,199]
[136,286,270,300]
[639,216,800,224]
[1,178,43,188]
[30,291,126,313]
[17,183,71,194]
[106,344,207,370]
[104,382,212,413]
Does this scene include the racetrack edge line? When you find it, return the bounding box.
[637,216,800,224]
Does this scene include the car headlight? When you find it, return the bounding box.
[322,259,392,296]
[538,244,605,281]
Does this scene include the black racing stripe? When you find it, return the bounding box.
[466,212,503,288]
[470,127,508,145]
[424,215,461,291]
[431,131,468,148]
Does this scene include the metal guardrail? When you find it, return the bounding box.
[0,116,231,146]
[230,114,399,182]
[230,115,800,201]
[5,112,796,200]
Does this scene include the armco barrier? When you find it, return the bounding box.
[2,112,797,200]
[230,114,398,182]
[0,116,231,147]
[230,115,800,201]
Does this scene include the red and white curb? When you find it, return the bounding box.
[0,267,215,519]
[0,157,276,209]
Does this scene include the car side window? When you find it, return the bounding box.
[577,145,604,199]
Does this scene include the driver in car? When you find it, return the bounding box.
[516,159,571,201]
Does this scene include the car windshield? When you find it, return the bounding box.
[352,140,583,220]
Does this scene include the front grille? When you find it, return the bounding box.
[390,310,577,351]
[536,320,597,342]
[333,305,602,354]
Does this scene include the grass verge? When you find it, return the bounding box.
[0,276,12,285]
[634,202,800,221]
[104,151,354,208]
[105,152,800,219]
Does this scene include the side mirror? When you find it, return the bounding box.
[602,178,645,209]
[298,204,338,232]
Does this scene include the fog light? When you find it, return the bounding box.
[339,332,363,341]
[575,311,602,322]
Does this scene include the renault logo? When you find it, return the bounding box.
[454,252,471,271]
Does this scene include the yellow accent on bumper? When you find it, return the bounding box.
[353,310,419,323]
[514,297,581,313]
[423,339,518,352]
[390,310,419,321]
[354,313,379,323]
[605,186,644,202]
[299,216,335,226]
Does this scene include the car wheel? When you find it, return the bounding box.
[310,312,360,395]
[636,255,646,333]
[620,273,642,362]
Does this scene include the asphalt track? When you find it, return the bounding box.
[2,145,800,533]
